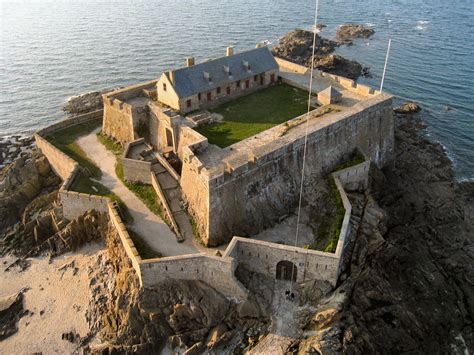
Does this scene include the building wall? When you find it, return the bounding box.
[185,95,393,246]
[157,73,180,111]
[158,69,278,115]
[122,157,152,184]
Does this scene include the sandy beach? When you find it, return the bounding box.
[0,242,104,354]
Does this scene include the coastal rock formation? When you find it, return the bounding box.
[0,291,25,340]
[63,89,114,115]
[0,135,35,169]
[85,221,270,353]
[294,106,474,353]
[0,150,60,232]
[310,54,364,81]
[394,101,422,114]
[273,29,368,79]
[336,24,375,44]
[273,29,339,64]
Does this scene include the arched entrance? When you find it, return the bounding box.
[276,260,297,282]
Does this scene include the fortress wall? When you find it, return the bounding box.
[333,160,370,192]
[224,237,339,285]
[102,99,135,143]
[108,202,143,283]
[275,57,309,74]
[36,110,103,137]
[60,190,109,220]
[104,79,158,102]
[202,95,393,245]
[34,134,78,181]
[177,126,208,162]
[139,254,248,301]
[180,145,212,239]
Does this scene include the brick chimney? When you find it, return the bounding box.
[256,43,262,48]
[226,46,234,56]
[186,57,195,67]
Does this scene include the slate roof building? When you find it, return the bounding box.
[157,46,279,114]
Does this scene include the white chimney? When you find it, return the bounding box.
[186,57,195,67]
[226,46,234,56]
[169,70,175,84]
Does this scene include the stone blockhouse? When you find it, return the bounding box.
[318,86,342,105]
[157,46,279,114]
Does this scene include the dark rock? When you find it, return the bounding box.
[310,54,363,80]
[336,24,375,44]
[0,291,24,340]
[394,101,422,114]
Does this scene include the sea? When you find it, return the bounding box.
[1,0,473,180]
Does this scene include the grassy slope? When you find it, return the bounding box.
[196,83,309,147]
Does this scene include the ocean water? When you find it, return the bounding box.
[1,0,473,180]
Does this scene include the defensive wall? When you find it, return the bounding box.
[33,109,371,299]
[122,138,153,184]
[180,90,393,246]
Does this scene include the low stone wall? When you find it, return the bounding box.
[332,160,370,191]
[139,254,248,301]
[275,57,309,74]
[36,110,103,137]
[34,134,78,181]
[122,157,152,184]
[60,189,109,220]
[108,202,143,283]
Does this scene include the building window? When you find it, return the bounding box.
[163,83,167,91]
[207,92,211,101]
[245,80,250,89]
[217,86,221,94]
[270,73,276,83]
[186,99,191,108]
[236,80,241,88]
[226,86,231,95]
[254,75,258,82]
[198,93,201,101]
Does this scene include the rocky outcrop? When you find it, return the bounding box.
[293,107,474,353]
[310,54,364,80]
[85,221,270,354]
[0,135,35,169]
[0,291,25,340]
[63,89,114,115]
[394,101,422,114]
[273,29,339,64]
[336,24,375,45]
[0,150,60,232]
[272,29,368,80]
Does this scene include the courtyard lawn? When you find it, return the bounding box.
[196,83,310,147]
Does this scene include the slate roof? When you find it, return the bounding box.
[319,86,342,98]
[168,46,278,98]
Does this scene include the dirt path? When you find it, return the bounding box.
[76,131,202,257]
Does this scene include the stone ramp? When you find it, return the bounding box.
[151,159,195,243]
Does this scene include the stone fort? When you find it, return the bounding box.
[36,44,394,300]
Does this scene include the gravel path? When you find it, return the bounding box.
[76,131,201,257]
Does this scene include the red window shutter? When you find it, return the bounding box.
[186,99,191,108]
[207,92,211,101]
[245,80,249,88]
[226,86,231,95]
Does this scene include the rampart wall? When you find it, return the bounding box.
[36,109,103,137]
[35,134,78,182]
[139,254,248,301]
[182,93,393,245]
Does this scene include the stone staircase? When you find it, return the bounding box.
[150,159,194,242]
[186,110,214,127]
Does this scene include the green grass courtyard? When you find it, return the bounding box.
[196,83,310,147]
